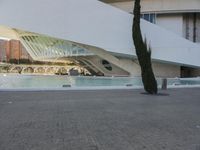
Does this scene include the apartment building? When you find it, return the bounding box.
[0,39,32,63]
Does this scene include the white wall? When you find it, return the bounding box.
[110,0,200,13]
[111,1,133,13]
[156,14,183,37]
[139,0,200,13]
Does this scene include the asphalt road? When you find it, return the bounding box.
[0,88,200,150]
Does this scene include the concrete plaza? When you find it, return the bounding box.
[0,88,200,150]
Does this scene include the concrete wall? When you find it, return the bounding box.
[139,0,200,13]
[85,49,180,77]
[85,56,130,76]
[110,0,200,13]
[156,14,183,36]
[86,56,180,77]
[111,1,133,13]
[152,62,180,78]
[126,61,180,78]
[191,69,200,77]
[81,44,180,77]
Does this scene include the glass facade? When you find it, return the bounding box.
[14,29,94,60]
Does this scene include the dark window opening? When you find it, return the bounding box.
[141,13,156,24]
[102,60,112,71]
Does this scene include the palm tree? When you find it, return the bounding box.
[132,0,158,94]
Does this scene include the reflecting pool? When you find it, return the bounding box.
[0,74,200,89]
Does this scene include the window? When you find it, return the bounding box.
[102,60,112,71]
[141,13,156,24]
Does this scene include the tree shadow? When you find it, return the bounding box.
[141,92,169,96]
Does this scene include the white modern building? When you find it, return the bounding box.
[0,0,200,77]
[106,0,200,43]
[104,0,200,77]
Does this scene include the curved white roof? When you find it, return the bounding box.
[0,0,200,67]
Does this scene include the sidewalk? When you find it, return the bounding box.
[0,88,200,150]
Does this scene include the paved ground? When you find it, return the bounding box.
[0,88,200,150]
